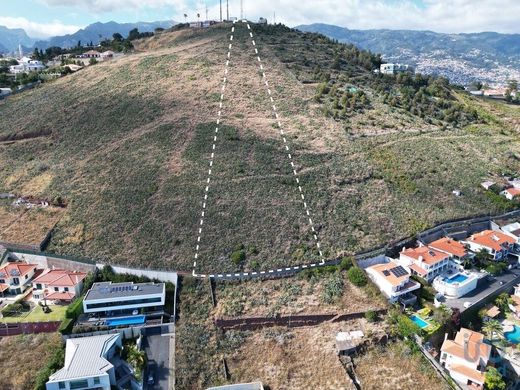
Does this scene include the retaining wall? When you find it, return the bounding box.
[0,321,61,337]
[97,263,178,285]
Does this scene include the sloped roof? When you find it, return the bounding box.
[0,262,37,279]
[449,364,485,384]
[401,246,450,265]
[441,328,491,363]
[45,291,76,301]
[429,237,467,258]
[33,269,86,287]
[467,230,516,251]
[48,334,120,382]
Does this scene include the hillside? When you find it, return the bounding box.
[32,20,175,50]
[296,23,520,85]
[0,23,519,273]
[0,25,35,53]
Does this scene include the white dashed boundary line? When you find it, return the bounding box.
[193,21,326,279]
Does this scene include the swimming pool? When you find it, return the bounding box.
[106,315,146,327]
[445,274,468,284]
[410,314,429,329]
[505,325,520,344]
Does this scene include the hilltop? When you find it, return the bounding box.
[0,23,519,273]
[297,23,520,85]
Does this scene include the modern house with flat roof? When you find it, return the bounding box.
[366,261,420,304]
[440,328,491,390]
[46,333,122,390]
[83,281,165,315]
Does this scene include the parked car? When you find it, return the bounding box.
[464,301,472,308]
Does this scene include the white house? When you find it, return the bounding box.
[481,180,496,190]
[440,328,491,390]
[365,261,420,303]
[101,50,114,59]
[83,281,165,315]
[398,245,453,282]
[9,56,45,74]
[46,334,122,390]
[463,230,516,260]
[0,261,38,295]
[32,269,86,302]
[492,221,520,246]
[379,63,414,75]
[501,187,520,200]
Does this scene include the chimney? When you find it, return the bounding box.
[444,333,448,341]
[418,256,423,262]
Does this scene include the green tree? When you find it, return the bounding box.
[365,310,378,322]
[494,293,511,313]
[347,266,367,287]
[482,319,503,340]
[112,33,124,42]
[89,58,98,66]
[485,367,506,390]
[432,304,452,325]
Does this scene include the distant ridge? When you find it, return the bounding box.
[0,26,36,53]
[296,23,520,85]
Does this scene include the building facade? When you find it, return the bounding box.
[366,261,420,303]
[0,262,37,295]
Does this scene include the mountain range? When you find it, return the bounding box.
[296,23,520,85]
[0,20,175,53]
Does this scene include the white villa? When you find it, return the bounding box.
[501,188,520,201]
[398,245,454,282]
[428,237,473,264]
[379,63,414,75]
[440,328,491,390]
[463,230,516,260]
[432,271,479,298]
[366,260,420,304]
[492,221,520,246]
[46,334,121,390]
[9,56,45,74]
[32,269,86,303]
[0,261,38,295]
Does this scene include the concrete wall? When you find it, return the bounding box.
[98,263,177,285]
[357,255,390,270]
[8,251,96,273]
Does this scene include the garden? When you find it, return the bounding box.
[0,299,68,323]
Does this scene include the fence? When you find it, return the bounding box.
[215,309,387,331]
[0,321,61,337]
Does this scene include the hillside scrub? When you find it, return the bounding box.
[0,23,519,272]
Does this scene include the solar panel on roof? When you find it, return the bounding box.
[382,270,390,276]
[389,266,408,278]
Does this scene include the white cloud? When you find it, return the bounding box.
[0,16,80,39]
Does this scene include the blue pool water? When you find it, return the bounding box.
[445,274,468,284]
[106,315,146,327]
[505,325,520,344]
[410,314,429,329]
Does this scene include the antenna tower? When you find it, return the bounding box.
[226,0,229,21]
[240,0,243,20]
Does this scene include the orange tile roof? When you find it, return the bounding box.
[511,295,520,307]
[449,364,485,384]
[505,188,520,197]
[441,328,491,363]
[429,237,467,258]
[402,246,450,265]
[0,262,37,279]
[44,291,75,301]
[409,263,428,276]
[368,263,410,287]
[468,230,516,251]
[33,269,86,287]
[0,284,9,292]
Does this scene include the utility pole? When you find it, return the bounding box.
[240,0,243,20]
[220,0,222,21]
[226,0,229,21]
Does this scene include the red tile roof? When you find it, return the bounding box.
[33,269,86,287]
[409,263,428,276]
[44,291,75,301]
[429,237,467,258]
[401,246,450,265]
[0,284,9,292]
[505,188,520,198]
[0,262,37,279]
[468,230,516,251]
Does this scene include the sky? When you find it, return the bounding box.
[1,0,519,39]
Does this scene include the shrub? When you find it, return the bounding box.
[347,267,367,287]
[338,256,354,271]
[33,343,65,390]
[58,318,74,335]
[230,250,246,265]
[365,310,378,322]
[65,297,83,319]
[321,273,344,303]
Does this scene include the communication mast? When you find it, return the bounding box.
[220,0,222,21]
[240,0,243,20]
[226,0,229,21]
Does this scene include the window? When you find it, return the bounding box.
[58,382,66,389]
[25,274,28,279]
[64,287,69,292]
[12,278,19,285]
[85,296,163,310]
[93,377,100,385]
[54,287,59,292]
[36,283,42,290]
[0,279,4,284]
[70,379,89,389]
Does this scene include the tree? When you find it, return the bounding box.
[495,293,511,313]
[128,28,140,41]
[365,310,378,322]
[347,266,367,287]
[89,58,98,66]
[482,319,503,340]
[485,367,506,390]
[507,79,518,92]
[432,304,452,325]
[112,33,124,42]
[77,40,81,48]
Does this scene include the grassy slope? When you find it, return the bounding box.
[0,24,519,272]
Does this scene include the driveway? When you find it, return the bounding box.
[143,327,173,390]
[446,268,520,312]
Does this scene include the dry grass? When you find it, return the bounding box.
[0,205,64,245]
[0,332,62,390]
[214,273,387,318]
[354,341,450,390]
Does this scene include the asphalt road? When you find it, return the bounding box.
[445,268,520,312]
[143,331,171,390]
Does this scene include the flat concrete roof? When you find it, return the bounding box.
[84,281,165,301]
